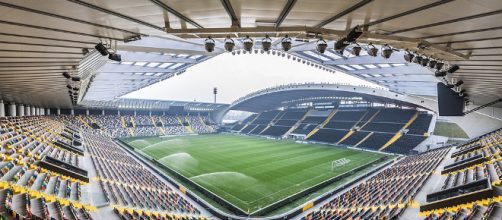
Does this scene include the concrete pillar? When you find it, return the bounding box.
[40,108,45,115]
[102,110,105,115]
[31,106,36,116]
[118,110,120,116]
[57,108,60,115]
[0,100,5,117]
[47,108,51,115]
[70,109,74,115]
[34,107,38,116]
[17,104,24,117]
[25,105,30,116]
[86,109,89,115]
[134,110,137,116]
[8,103,16,117]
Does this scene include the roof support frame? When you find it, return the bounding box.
[364,0,455,27]
[220,0,240,28]
[314,0,373,28]
[387,9,502,35]
[275,0,297,28]
[150,0,203,29]
[66,0,165,31]
[0,1,145,37]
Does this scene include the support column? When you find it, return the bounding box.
[0,100,4,117]
[17,104,24,117]
[40,108,45,115]
[57,108,61,115]
[70,109,74,115]
[31,106,36,116]
[86,109,89,116]
[47,108,51,115]
[25,105,30,116]
[8,103,16,117]
[102,110,105,115]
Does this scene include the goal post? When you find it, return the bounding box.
[331,158,351,171]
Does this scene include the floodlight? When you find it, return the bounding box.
[316,38,328,54]
[262,35,272,51]
[447,64,460,74]
[204,37,215,52]
[281,35,292,51]
[108,53,121,62]
[428,60,437,69]
[420,57,430,67]
[95,43,108,56]
[224,36,235,52]
[62,72,71,79]
[381,44,393,59]
[243,35,253,52]
[435,62,444,70]
[334,37,349,53]
[367,43,378,57]
[351,46,362,56]
[412,56,423,64]
[404,51,414,62]
[435,71,447,77]
[455,80,464,87]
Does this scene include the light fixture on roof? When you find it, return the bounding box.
[243,35,254,52]
[434,70,446,77]
[351,45,362,56]
[412,56,423,64]
[447,64,460,74]
[108,53,121,62]
[420,57,430,67]
[224,36,235,52]
[62,72,71,79]
[281,35,292,51]
[455,80,464,87]
[316,38,328,54]
[367,43,378,57]
[428,60,437,69]
[204,37,215,52]
[435,62,444,71]
[334,26,363,53]
[381,44,394,59]
[95,43,108,56]
[262,35,272,51]
[404,50,414,62]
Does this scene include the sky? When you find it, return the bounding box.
[122,52,380,104]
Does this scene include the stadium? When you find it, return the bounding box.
[1,0,502,219]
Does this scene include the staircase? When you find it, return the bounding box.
[355,132,374,147]
[360,109,381,129]
[77,116,91,129]
[379,112,419,151]
[337,130,354,145]
[120,117,126,128]
[238,112,261,132]
[130,116,136,128]
[306,109,337,139]
[283,109,312,137]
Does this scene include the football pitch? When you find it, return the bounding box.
[122,134,386,213]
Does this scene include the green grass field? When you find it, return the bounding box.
[122,134,385,213]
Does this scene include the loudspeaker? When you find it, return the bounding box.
[437,83,464,116]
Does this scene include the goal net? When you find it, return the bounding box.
[332,158,350,171]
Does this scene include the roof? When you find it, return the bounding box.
[228,83,435,113]
[0,0,501,108]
